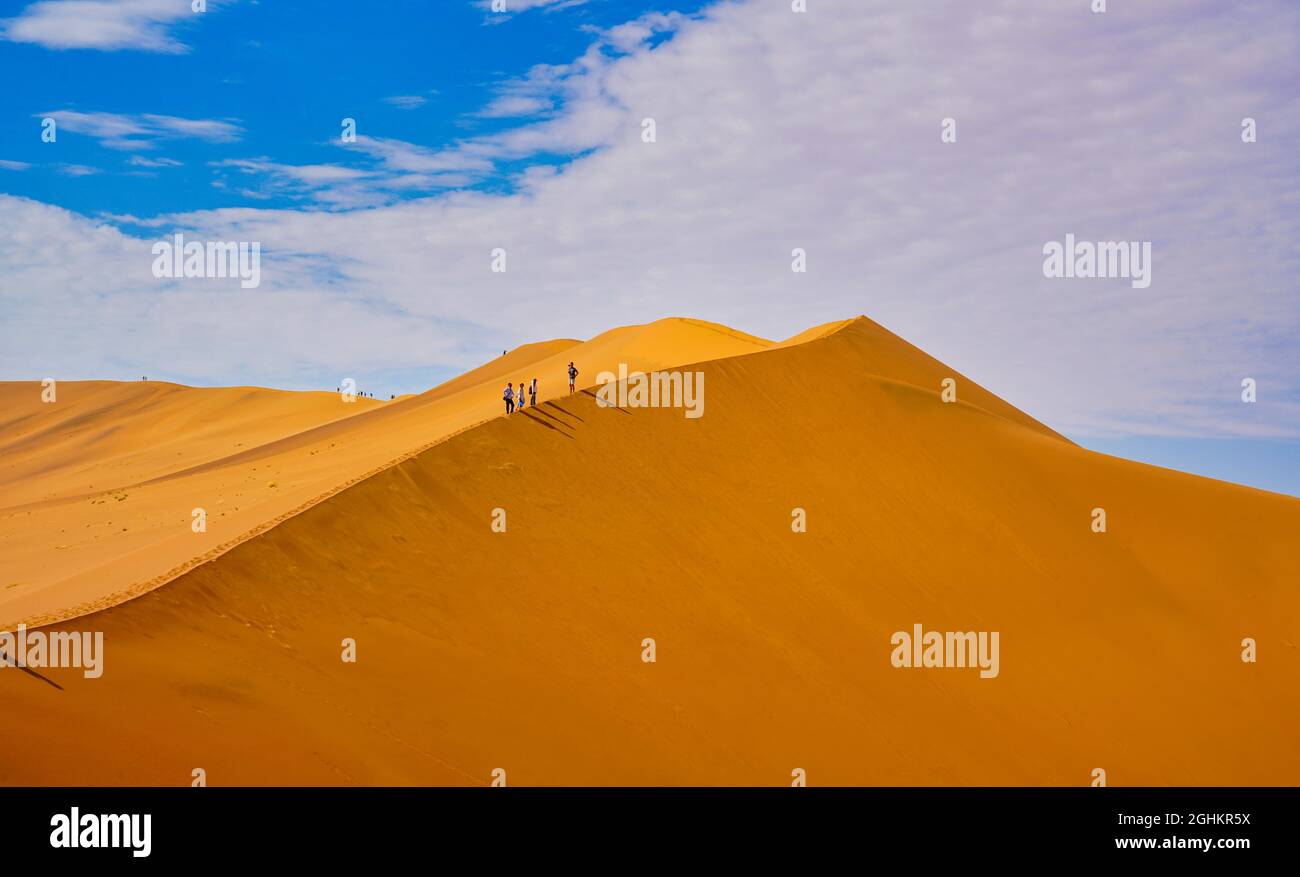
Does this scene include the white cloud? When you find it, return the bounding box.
[3,0,1298,440]
[128,155,182,168]
[0,160,31,171]
[477,0,589,17]
[205,30,653,206]
[342,136,495,175]
[209,158,378,207]
[602,11,685,53]
[477,94,553,118]
[2,0,228,53]
[383,95,428,110]
[40,110,242,150]
[58,164,100,176]
[210,147,480,207]
[213,158,371,185]
[142,113,241,141]
[473,61,577,118]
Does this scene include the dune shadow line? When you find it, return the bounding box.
[529,406,572,428]
[581,388,630,414]
[0,650,64,691]
[543,400,584,422]
[521,410,574,438]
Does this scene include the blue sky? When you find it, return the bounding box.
[0,0,711,215]
[0,0,1297,496]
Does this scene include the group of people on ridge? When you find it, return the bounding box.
[503,362,578,414]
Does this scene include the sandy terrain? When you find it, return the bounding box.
[1,317,1296,785]
[0,318,771,628]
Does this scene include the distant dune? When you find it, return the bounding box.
[1,317,1296,785]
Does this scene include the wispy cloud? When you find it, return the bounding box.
[219,159,372,185]
[2,0,230,53]
[128,155,182,168]
[0,159,31,171]
[343,135,495,175]
[383,95,428,110]
[156,19,679,207]
[476,94,552,118]
[57,164,100,176]
[477,0,590,18]
[599,11,686,52]
[211,143,481,208]
[38,110,243,150]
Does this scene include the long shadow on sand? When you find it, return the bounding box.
[528,406,572,428]
[580,388,631,414]
[521,410,574,438]
[0,650,64,691]
[543,400,585,422]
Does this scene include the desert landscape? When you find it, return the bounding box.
[1,315,1296,786]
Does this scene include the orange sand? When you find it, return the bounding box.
[0,318,768,628]
[1,317,1296,785]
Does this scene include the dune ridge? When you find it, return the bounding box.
[0,317,808,629]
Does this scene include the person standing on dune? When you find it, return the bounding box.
[529,377,538,407]
[568,362,578,395]
[503,382,514,414]
[518,379,527,409]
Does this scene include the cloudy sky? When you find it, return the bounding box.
[0,0,1297,493]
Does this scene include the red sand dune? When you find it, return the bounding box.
[1,317,1296,785]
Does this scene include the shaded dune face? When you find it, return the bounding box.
[2,319,1297,786]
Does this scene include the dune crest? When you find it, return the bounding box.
[0,317,799,628]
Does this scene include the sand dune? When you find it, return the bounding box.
[0,380,382,506]
[0,318,780,629]
[2,316,1295,785]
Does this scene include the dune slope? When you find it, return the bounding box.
[0,318,774,629]
[2,317,1296,785]
[0,380,382,507]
